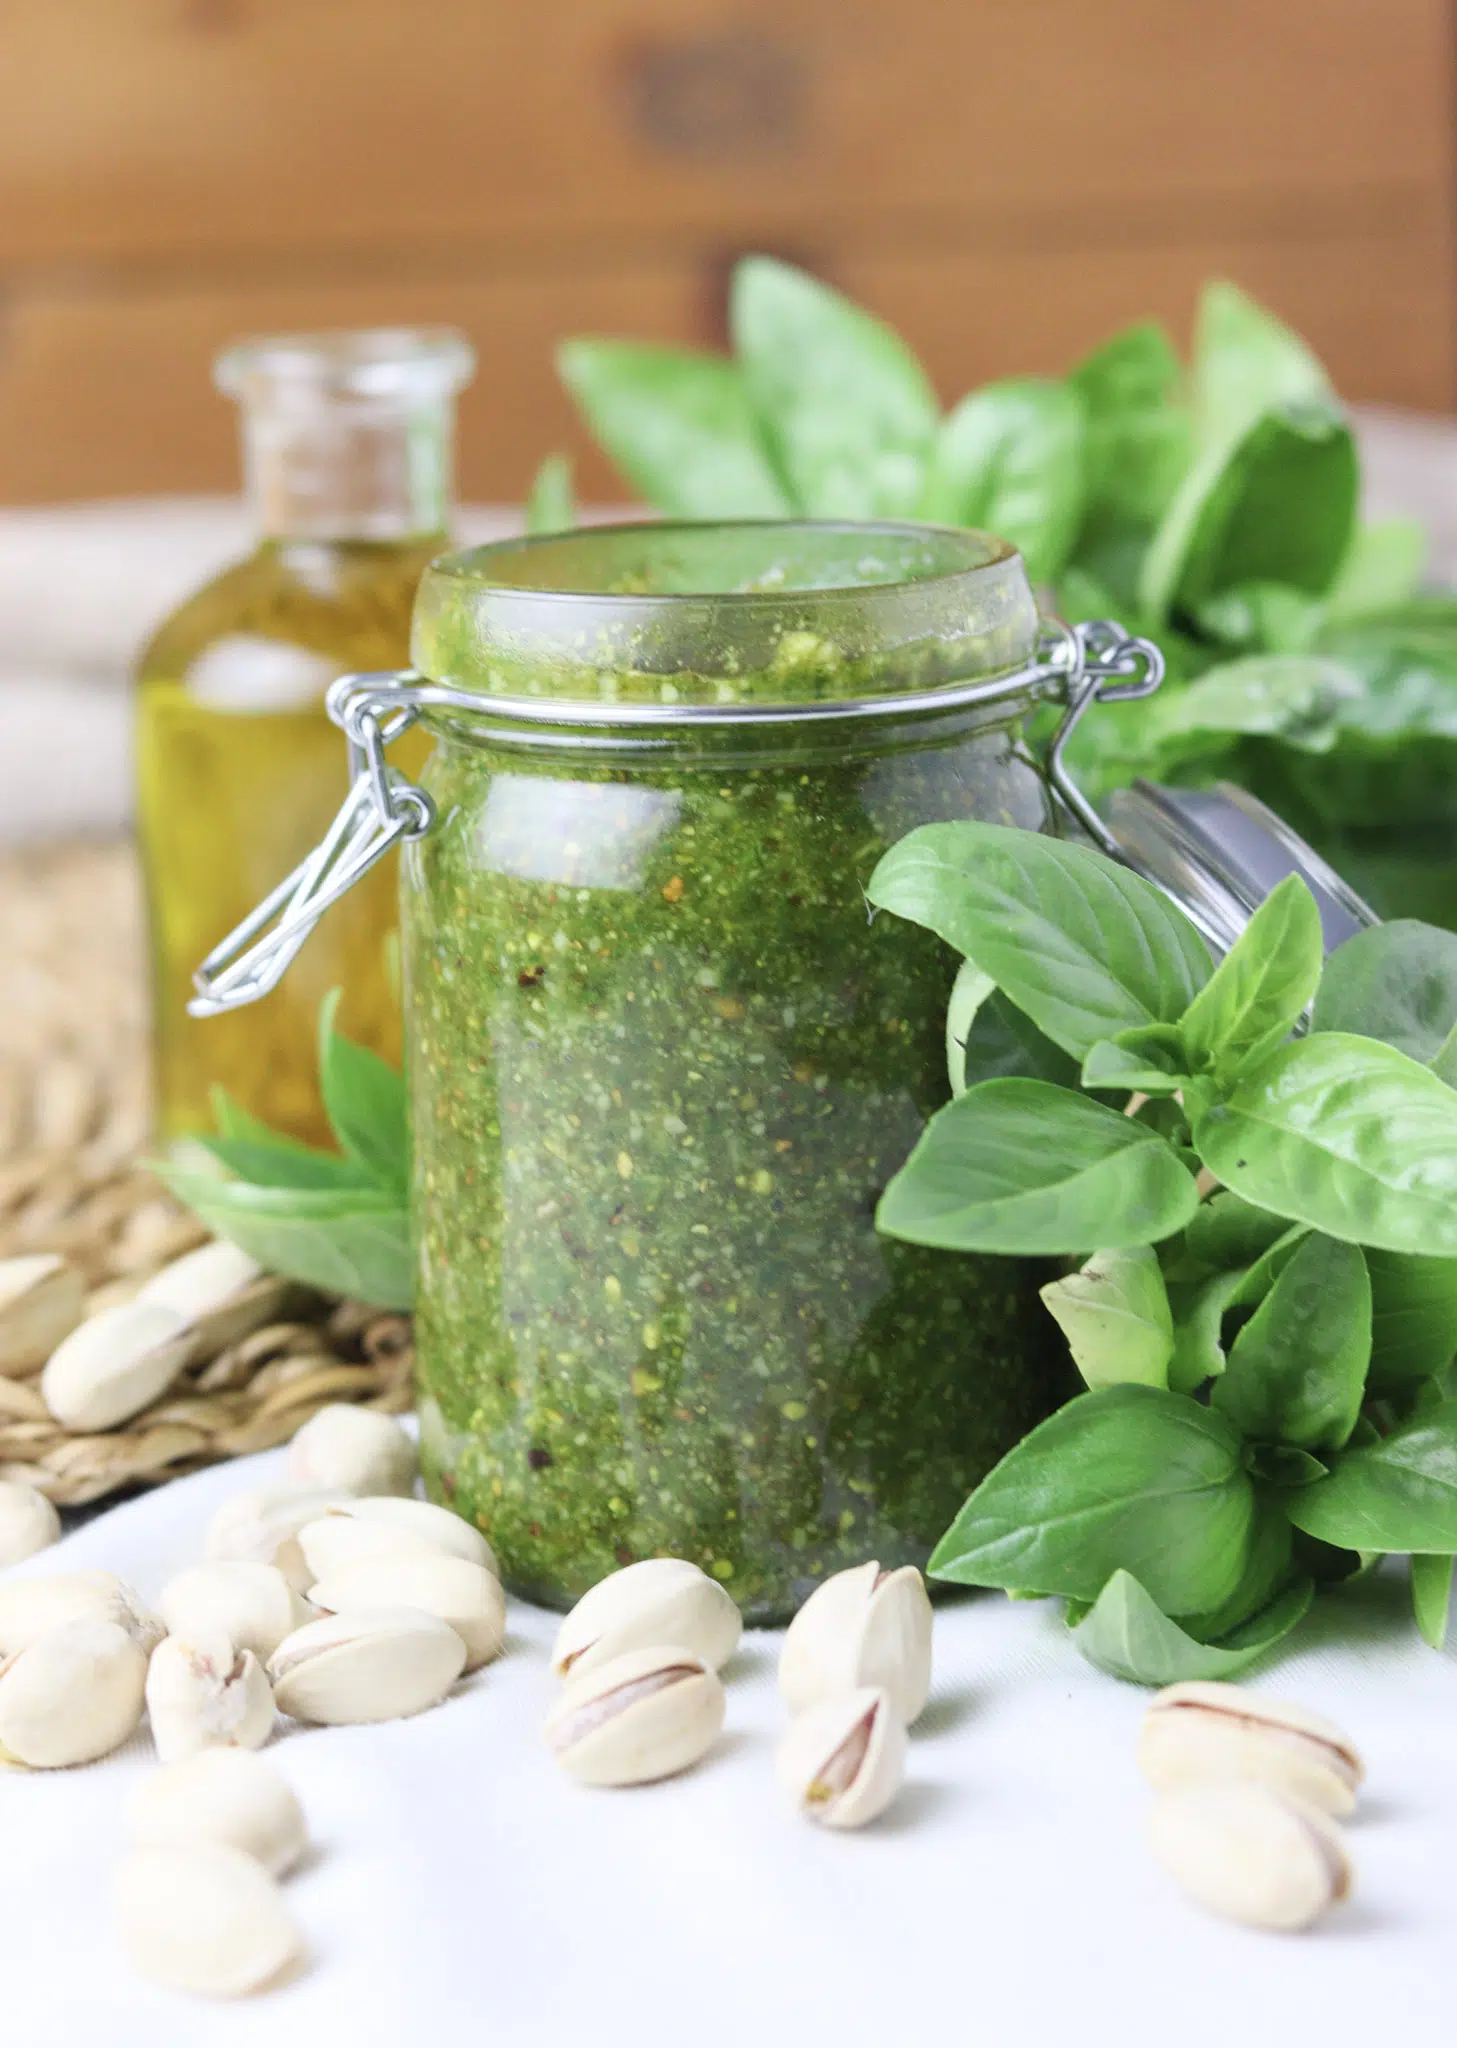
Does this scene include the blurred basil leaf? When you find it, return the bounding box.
[1191,280,1331,452]
[157,1170,412,1310]
[1311,920,1457,1061]
[1069,321,1190,534]
[918,377,1085,582]
[524,452,576,535]
[318,989,409,1196]
[1070,1568,1311,1686]
[1326,518,1426,627]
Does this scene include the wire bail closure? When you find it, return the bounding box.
[188,619,1163,1017]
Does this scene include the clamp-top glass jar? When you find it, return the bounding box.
[193,519,1169,1622]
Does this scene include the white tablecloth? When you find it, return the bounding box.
[3,1445,1455,2048]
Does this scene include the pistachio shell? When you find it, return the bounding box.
[157,1562,312,1665]
[552,1558,742,1680]
[296,1497,496,1582]
[0,1569,164,1658]
[129,1748,308,1878]
[205,1485,345,1593]
[1139,1681,1363,1817]
[1149,1780,1352,1930]
[545,1643,725,1787]
[308,1554,505,1672]
[0,1479,61,1565]
[0,1617,148,1767]
[136,1241,288,1363]
[287,1403,419,1498]
[114,1844,305,1997]
[40,1297,194,1430]
[0,1254,84,1376]
[779,1561,933,1725]
[268,1605,467,1724]
[145,1630,276,1763]
[776,1686,907,1829]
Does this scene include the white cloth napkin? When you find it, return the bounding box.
[2,1443,1454,2048]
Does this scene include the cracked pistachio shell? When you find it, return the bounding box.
[0,1479,61,1565]
[158,1562,312,1665]
[0,1253,84,1375]
[308,1554,504,1672]
[776,1685,907,1830]
[296,1497,496,1582]
[1140,1681,1363,1818]
[551,1558,742,1680]
[129,1747,308,1878]
[205,1485,345,1593]
[1150,1780,1352,1931]
[145,1630,276,1764]
[779,1561,933,1725]
[545,1643,725,1787]
[268,1605,467,1724]
[287,1403,419,1499]
[114,1844,304,1998]
[41,1297,194,1431]
[136,1241,287,1364]
[0,1569,164,1658]
[0,1617,148,1767]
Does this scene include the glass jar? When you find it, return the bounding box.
[136,326,475,1147]
[191,519,1166,1622]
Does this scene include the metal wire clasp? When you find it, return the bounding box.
[1040,617,1165,856]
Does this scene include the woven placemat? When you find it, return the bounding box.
[0,839,412,1505]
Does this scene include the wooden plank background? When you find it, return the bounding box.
[0,0,1451,504]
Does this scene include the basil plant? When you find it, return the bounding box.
[870,822,1457,1684]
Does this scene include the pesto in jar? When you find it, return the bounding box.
[403,522,1073,1622]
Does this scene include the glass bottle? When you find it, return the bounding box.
[136,327,475,1146]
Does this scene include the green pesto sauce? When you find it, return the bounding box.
[404,679,1071,1623]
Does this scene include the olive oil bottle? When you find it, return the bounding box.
[136,328,474,1145]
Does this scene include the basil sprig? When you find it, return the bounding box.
[157,993,412,1310]
[872,823,1457,1681]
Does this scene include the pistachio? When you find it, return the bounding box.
[0,1478,61,1565]
[268,1605,467,1725]
[136,1240,288,1364]
[296,1497,497,1582]
[0,1569,164,1658]
[287,1402,419,1499]
[129,1747,308,1878]
[113,1844,305,1998]
[157,1562,313,1665]
[1139,1681,1363,1818]
[779,1561,933,1725]
[0,1254,84,1376]
[309,1554,505,1672]
[551,1558,742,1680]
[1149,1780,1352,1931]
[776,1686,907,1830]
[545,1644,725,1786]
[0,1617,148,1767]
[40,1297,194,1431]
[145,1630,276,1763]
[206,1485,344,1593]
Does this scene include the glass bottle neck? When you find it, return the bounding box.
[239,395,455,544]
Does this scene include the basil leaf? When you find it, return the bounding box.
[1040,1245,1173,1391]
[158,1170,412,1310]
[1248,1445,1329,1488]
[195,1136,374,1194]
[1182,1492,1297,1638]
[1140,402,1359,623]
[1197,1033,1457,1256]
[1213,1234,1370,1452]
[929,1384,1256,1618]
[1288,1401,1457,1551]
[1311,920,1457,1063]
[318,991,409,1196]
[944,958,995,1096]
[1070,1569,1311,1687]
[1081,1024,1190,1097]
[731,258,938,518]
[557,340,789,517]
[524,452,575,535]
[877,1079,1200,1255]
[1325,518,1426,628]
[1185,1190,1291,1273]
[1195,582,1322,656]
[1411,1552,1453,1650]
[1192,280,1331,453]
[1180,874,1323,1080]
[1146,655,1360,770]
[210,1086,338,1162]
[1431,1025,1457,1089]
[918,378,1084,583]
[1069,321,1190,532]
[1366,1248,1457,1393]
[867,823,1212,1059]
[1166,1224,1310,1394]
[955,986,1085,1094]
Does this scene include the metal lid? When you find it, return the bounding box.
[1107,779,1378,957]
